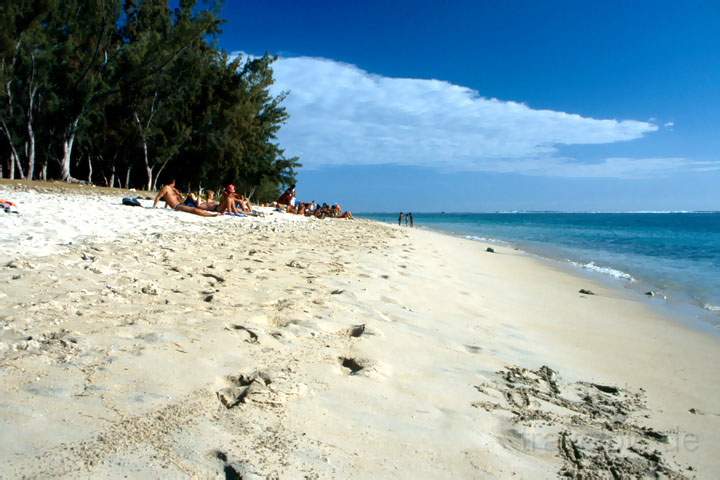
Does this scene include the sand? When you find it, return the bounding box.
[1,183,718,479]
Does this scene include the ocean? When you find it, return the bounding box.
[359,212,720,330]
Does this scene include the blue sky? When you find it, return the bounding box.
[219,0,720,211]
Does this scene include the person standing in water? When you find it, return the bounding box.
[398,212,404,226]
[408,212,414,227]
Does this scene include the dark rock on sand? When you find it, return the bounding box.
[347,324,366,338]
[579,289,595,295]
[486,247,495,253]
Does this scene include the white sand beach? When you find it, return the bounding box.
[1,183,718,479]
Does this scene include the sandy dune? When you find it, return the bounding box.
[1,185,718,478]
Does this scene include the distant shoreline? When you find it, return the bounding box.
[360,211,720,334]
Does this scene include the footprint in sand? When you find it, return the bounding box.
[471,365,690,478]
[338,356,369,375]
[216,371,272,408]
[225,324,259,343]
[380,296,399,305]
[211,450,249,480]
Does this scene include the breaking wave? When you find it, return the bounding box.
[570,261,636,281]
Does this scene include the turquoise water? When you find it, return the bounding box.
[360,212,720,328]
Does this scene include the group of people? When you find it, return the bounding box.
[153,180,251,217]
[153,180,352,219]
[275,185,353,219]
[398,212,414,227]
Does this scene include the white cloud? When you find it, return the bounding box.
[266,55,714,177]
[512,157,720,179]
[664,121,675,128]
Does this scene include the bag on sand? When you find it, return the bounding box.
[122,197,142,207]
[1,199,18,214]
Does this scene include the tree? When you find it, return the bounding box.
[0,0,52,179]
[118,0,221,190]
[43,0,122,182]
[1,0,300,197]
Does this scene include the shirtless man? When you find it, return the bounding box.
[153,180,219,217]
[218,184,246,214]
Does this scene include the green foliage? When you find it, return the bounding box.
[0,0,298,192]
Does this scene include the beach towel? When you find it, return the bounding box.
[223,212,247,217]
[122,197,142,207]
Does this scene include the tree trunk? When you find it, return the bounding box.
[26,87,37,180]
[109,164,116,188]
[125,165,132,189]
[141,138,153,191]
[1,122,25,179]
[41,162,47,180]
[60,136,73,181]
[146,165,153,192]
[15,150,25,179]
[24,54,38,180]
[87,155,93,184]
[134,109,157,191]
[152,156,171,191]
[60,118,80,182]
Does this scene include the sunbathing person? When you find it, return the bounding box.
[217,184,250,214]
[277,185,296,209]
[218,185,238,214]
[182,192,200,208]
[335,203,353,219]
[199,190,219,211]
[236,193,252,213]
[153,180,219,217]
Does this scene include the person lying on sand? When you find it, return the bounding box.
[312,203,352,219]
[198,190,219,211]
[153,180,219,217]
[333,204,353,219]
[182,192,200,208]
